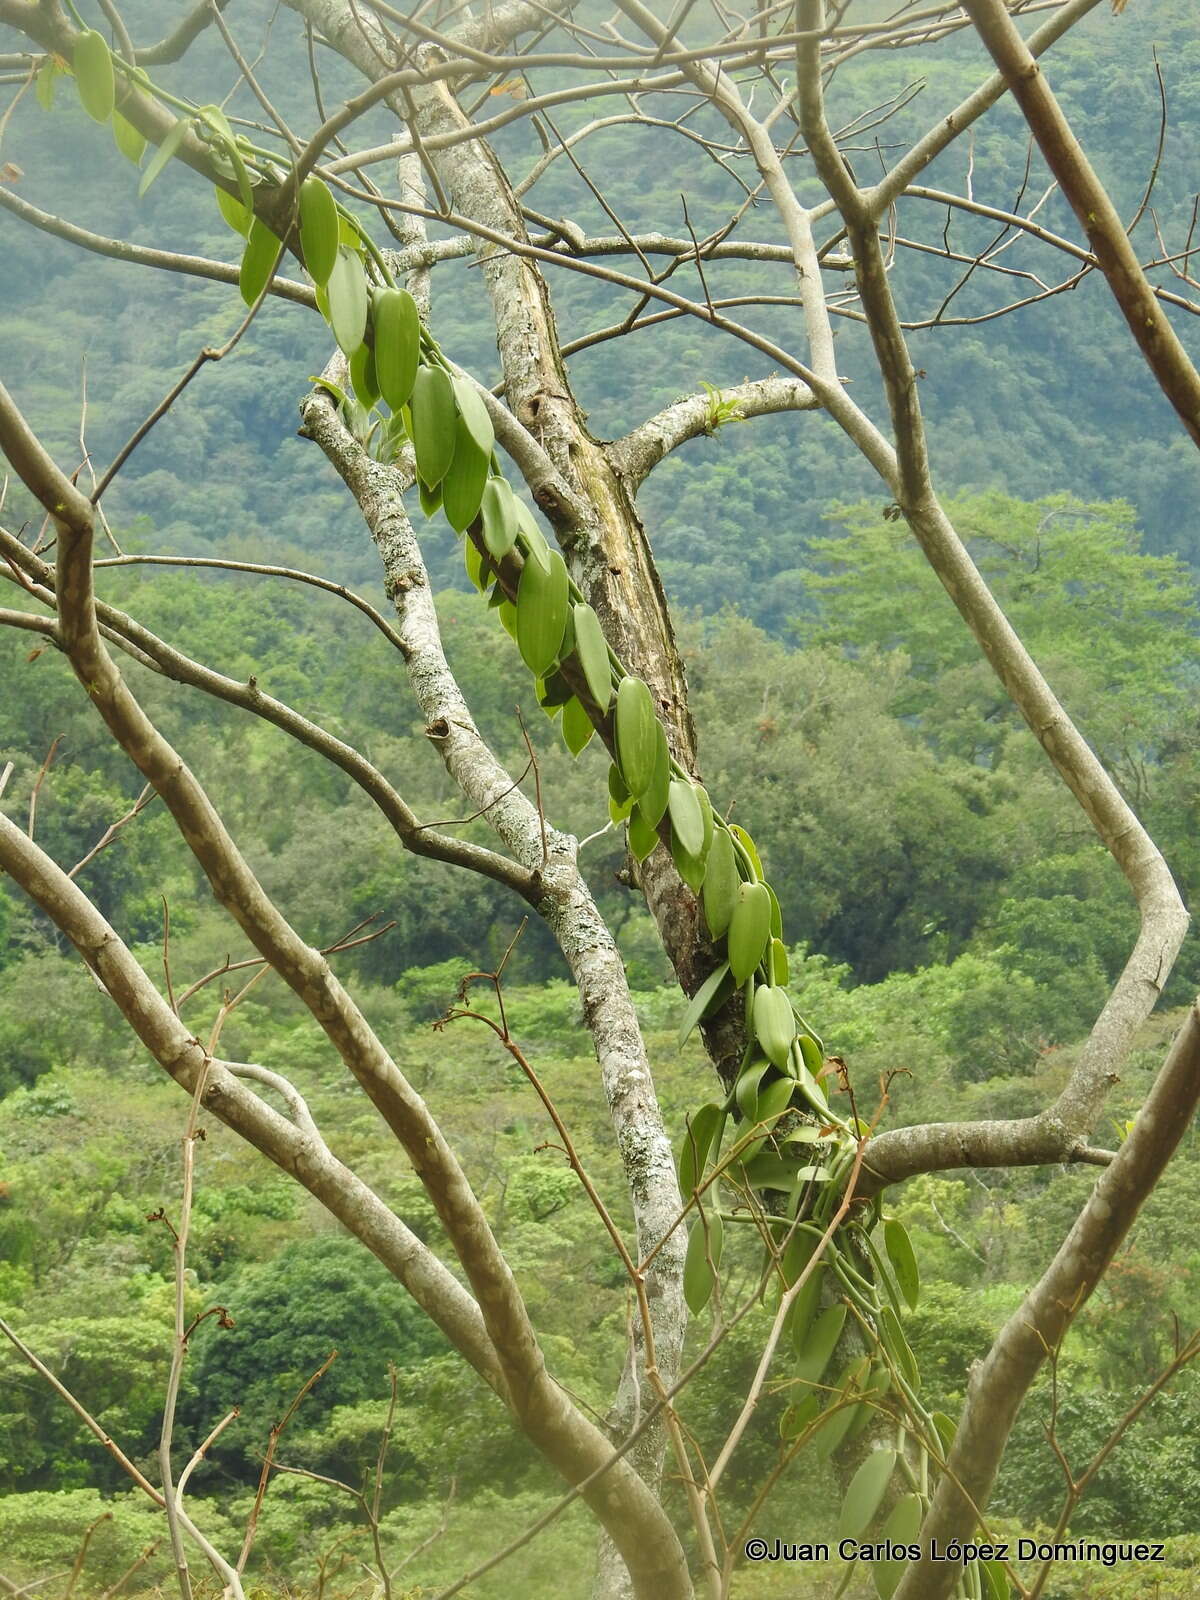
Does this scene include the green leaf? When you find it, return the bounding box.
[779,1395,820,1440]
[678,1103,724,1198]
[667,779,706,859]
[787,1262,826,1354]
[480,477,519,560]
[517,504,552,573]
[442,422,489,532]
[299,176,339,287]
[410,365,458,488]
[239,217,283,307]
[73,30,114,123]
[463,533,486,592]
[766,881,784,941]
[813,1360,870,1461]
[627,805,659,862]
[769,937,789,986]
[696,782,714,861]
[516,548,570,676]
[872,1495,922,1599]
[838,1450,897,1541]
[607,763,634,824]
[798,1032,823,1079]
[373,286,421,411]
[139,115,192,198]
[112,111,146,167]
[753,1074,794,1127]
[35,58,58,112]
[561,696,594,755]
[794,1302,846,1387]
[572,603,612,711]
[728,881,772,985]
[198,106,253,212]
[452,375,494,458]
[677,962,731,1049]
[215,183,253,236]
[735,1059,770,1122]
[349,342,379,408]
[670,827,706,895]
[702,826,739,939]
[729,822,764,880]
[979,1558,1010,1600]
[638,722,670,828]
[931,1411,957,1456]
[418,476,443,519]
[326,244,369,355]
[794,1057,829,1114]
[883,1218,920,1311]
[614,676,658,800]
[683,1210,723,1314]
[879,1304,920,1390]
[338,212,364,250]
[754,984,796,1070]
[740,1152,799,1191]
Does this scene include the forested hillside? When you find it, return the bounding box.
[2,0,1200,1595]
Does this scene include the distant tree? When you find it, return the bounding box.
[1,4,1199,1600]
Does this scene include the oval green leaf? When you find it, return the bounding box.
[754,983,796,1070]
[36,58,58,112]
[779,1394,821,1441]
[607,762,634,824]
[112,111,146,167]
[299,176,339,287]
[727,880,772,985]
[349,342,379,409]
[683,1211,723,1315]
[572,603,612,711]
[614,676,658,801]
[215,183,252,236]
[638,721,670,828]
[754,1074,795,1128]
[873,1494,923,1599]
[884,1218,920,1311]
[480,477,519,560]
[452,375,494,458]
[73,30,114,123]
[667,779,706,859]
[794,1302,846,1387]
[770,937,789,986]
[561,696,594,756]
[410,365,458,488]
[326,244,369,355]
[702,825,739,939]
[139,115,192,197]
[678,1103,724,1198]
[239,217,282,307]
[373,286,420,411]
[516,548,569,676]
[931,1410,957,1456]
[729,822,764,880]
[627,805,659,862]
[670,828,706,895]
[735,1059,770,1123]
[839,1449,897,1541]
[442,422,489,532]
[787,1263,826,1355]
[677,961,732,1050]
